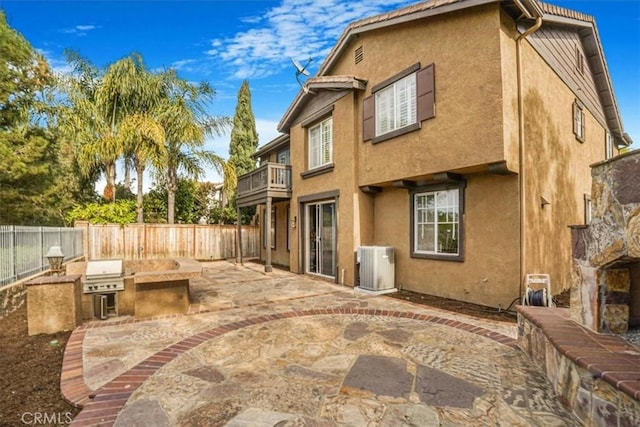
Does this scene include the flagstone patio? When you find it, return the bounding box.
[63,261,584,426]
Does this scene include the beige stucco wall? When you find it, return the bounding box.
[499,9,521,172]
[288,93,360,285]
[519,37,609,295]
[258,201,291,267]
[329,3,508,184]
[373,174,520,308]
[278,2,617,307]
[26,276,83,335]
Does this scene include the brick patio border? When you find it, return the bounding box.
[63,308,517,426]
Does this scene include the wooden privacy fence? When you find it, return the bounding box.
[76,222,259,261]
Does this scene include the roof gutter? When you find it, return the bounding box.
[515,0,543,301]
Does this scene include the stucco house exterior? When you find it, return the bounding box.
[235,0,632,309]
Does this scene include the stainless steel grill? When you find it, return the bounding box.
[83,259,124,293]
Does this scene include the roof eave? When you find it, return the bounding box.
[278,78,367,133]
[253,133,290,158]
[317,0,497,77]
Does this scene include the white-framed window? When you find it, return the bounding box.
[308,117,332,170]
[605,130,614,159]
[277,148,290,165]
[375,73,417,137]
[412,188,462,259]
[363,63,434,144]
[573,101,585,142]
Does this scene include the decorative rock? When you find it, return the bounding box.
[114,399,171,427]
[603,304,629,333]
[342,355,413,399]
[415,365,484,408]
[570,150,640,334]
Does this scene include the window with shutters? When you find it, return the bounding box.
[573,101,585,143]
[375,73,416,136]
[363,63,435,144]
[308,117,333,170]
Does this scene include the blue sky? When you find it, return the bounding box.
[1,0,638,186]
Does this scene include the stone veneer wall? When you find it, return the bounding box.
[0,282,26,317]
[570,150,640,333]
[517,308,640,425]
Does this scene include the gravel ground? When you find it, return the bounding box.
[620,328,640,346]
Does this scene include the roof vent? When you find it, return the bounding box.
[355,45,363,65]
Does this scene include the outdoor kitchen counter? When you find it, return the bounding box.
[129,258,202,284]
[128,258,202,319]
[66,258,203,320]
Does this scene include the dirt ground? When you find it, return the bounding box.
[0,288,570,426]
[0,304,79,427]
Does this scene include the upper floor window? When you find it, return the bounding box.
[573,101,585,142]
[375,73,417,136]
[411,182,464,262]
[277,148,290,165]
[308,117,332,170]
[605,130,614,159]
[363,63,435,144]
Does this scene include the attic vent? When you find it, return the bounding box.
[575,45,585,74]
[355,45,363,64]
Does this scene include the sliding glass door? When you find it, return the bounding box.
[305,201,335,278]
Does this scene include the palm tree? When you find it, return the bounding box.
[99,54,168,221]
[62,51,167,206]
[119,112,166,222]
[154,72,232,224]
[59,51,125,201]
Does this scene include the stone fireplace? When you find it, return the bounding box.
[570,150,640,333]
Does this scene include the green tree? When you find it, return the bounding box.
[227,80,258,224]
[0,12,94,224]
[61,52,168,222]
[144,179,201,224]
[66,200,136,225]
[228,81,258,179]
[154,71,233,224]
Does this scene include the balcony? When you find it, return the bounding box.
[236,162,292,207]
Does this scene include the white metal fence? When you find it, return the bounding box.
[0,226,83,287]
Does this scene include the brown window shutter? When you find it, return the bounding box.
[572,102,578,135]
[417,63,435,122]
[363,95,374,141]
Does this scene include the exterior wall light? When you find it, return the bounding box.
[290,216,297,229]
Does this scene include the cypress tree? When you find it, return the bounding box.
[228,80,258,177]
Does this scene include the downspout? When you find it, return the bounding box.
[516,8,542,299]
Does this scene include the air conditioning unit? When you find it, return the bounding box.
[357,246,395,292]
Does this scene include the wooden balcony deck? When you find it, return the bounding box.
[236,163,292,207]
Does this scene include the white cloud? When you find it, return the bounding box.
[61,24,100,36]
[206,0,416,80]
[36,49,73,76]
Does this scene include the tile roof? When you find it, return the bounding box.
[346,0,463,32]
[538,1,594,23]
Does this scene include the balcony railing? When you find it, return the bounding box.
[237,163,292,206]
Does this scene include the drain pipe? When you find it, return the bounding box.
[515,3,543,299]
